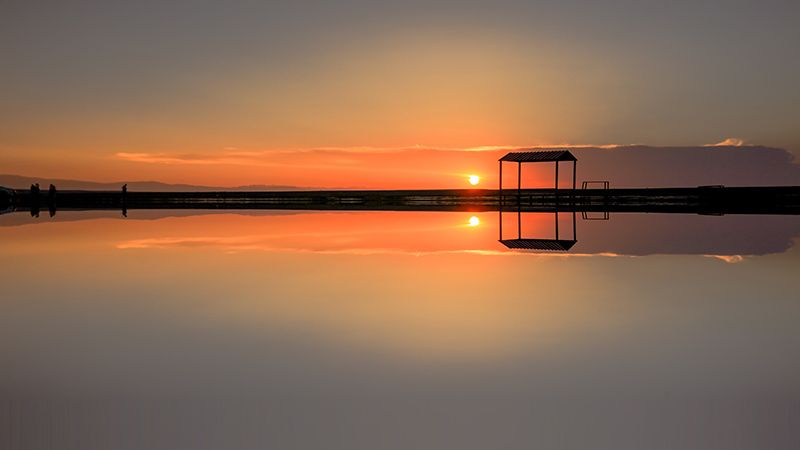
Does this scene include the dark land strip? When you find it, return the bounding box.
[3,186,800,215]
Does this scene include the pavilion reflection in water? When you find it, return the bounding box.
[498,210,578,251]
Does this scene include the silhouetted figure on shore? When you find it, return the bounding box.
[122,184,128,217]
[48,184,57,216]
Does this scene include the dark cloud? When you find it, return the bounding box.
[563,145,800,188]
[572,213,800,257]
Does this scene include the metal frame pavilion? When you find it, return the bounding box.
[497,150,578,251]
[498,150,577,198]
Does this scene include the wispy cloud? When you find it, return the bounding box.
[115,146,514,165]
[115,235,644,258]
[115,151,375,171]
[298,145,516,153]
[116,152,256,165]
[116,144,630,167]
[115,147,503,177]
[703,254,746,263]
[707,138,746,147]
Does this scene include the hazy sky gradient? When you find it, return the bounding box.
[2,1,799,185]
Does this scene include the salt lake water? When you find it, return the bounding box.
[1,210,798,449]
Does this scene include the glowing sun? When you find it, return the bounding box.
[468,175,480,185]
[468,216,480,226]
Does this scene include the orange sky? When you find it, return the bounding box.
[2,2,799,189]
[4,145,577,189]
[112,147,514,189]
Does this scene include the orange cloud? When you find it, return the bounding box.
[703,254,746,263]
[117,145,618,167]
[115,234,635,258]
[116,146,514,165]
[113,145,599,189]
[708,138,746,147]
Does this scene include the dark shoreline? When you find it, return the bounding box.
[4,186,800,215]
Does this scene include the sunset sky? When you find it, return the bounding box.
[2,1,799,188]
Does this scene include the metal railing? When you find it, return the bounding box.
[581,181,609,189]
[581,180,610,220]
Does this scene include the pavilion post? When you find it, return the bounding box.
[572,160,577,204]
[555,161,559,190]
[555,161,560,210]
[572,211,577,240]
[498,161,503,206]
[498,208,503,241]
[555,211,559,240]
[572,160,576,190]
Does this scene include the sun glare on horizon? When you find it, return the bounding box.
[468,175,480,185]
[468,216,480,226]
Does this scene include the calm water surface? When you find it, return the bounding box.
[1,210,799,449]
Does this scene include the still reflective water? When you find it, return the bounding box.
[1,210,798,449]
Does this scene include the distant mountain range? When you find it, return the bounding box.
[0,175,316,192]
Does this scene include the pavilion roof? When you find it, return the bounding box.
[499,239,577,251]
[499,150,576,162]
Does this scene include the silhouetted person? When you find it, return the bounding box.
[48,184,57,213]
[122,184,128,217]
